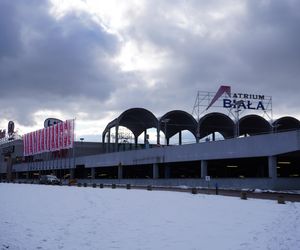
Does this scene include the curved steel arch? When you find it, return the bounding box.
[239,114,271,136]
[118,107,158,137]
[198,112,234,139]
[102,108,296,146]
[273,116,300,132]
[102,118,118,143]
[159,110,198,142]
[102,108,158,143]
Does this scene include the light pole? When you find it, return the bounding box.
[161,118,170,145]
[272,124,281,133]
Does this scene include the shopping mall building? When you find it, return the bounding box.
[1,87,300,190]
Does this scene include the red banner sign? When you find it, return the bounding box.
[23,119,74,156]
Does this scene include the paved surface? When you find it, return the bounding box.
[146,186,300,202]
[2,180,300,202]
[103,184,300,202]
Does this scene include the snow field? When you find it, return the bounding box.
[0,183,300,250]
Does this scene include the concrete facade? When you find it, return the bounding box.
[1,130,300,190]
[75,130,300,168]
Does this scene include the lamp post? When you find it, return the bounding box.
[272,124,281,133]
[161,118,170,145]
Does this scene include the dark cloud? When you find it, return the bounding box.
[0,0,127,126]
[1,0,300,133]
[0,1,22,58]
[121,0,300,117]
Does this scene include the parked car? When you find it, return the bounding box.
[39,175,60,185]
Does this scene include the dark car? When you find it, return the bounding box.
[39,175,60,185]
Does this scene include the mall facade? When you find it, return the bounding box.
[1,107,300,190]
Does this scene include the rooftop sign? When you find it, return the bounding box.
[192,85,272,120]
[44,118,63,128]
[207,85,268,111]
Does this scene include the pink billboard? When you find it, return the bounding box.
[23,119,75,156]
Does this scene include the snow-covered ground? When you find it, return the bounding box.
[0,184,300,250]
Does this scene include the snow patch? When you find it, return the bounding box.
[0,183,300,250]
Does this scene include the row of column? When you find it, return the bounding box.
[13,168,76,179]
[92,156,278,179]
[106,127,184,152]
[12,156,278,180]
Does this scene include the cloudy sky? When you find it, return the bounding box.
[0,0,299,141]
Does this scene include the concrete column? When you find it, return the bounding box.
[107,129,111,152]
[144,130,150,149]
[179,131,182,145]
[134,136,138,149]
[6,156,12,181]
[201,160,208,178]
[196,124,200,143]
[153,163,159,179]
[15,172,19,180]
[235,122,239,138]
[70,168,75,179]
[144,130,147,144]
[118,163,123,179]
[91,168,96,179]
[164,165,171,178]
[268,156,277,179]
[157,125,160,145]
[115,125,119,152]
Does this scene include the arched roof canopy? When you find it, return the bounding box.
[102,118,118,142]
[159,110,198,139]
[273,116,300,132]
[199,112,234,139]
[239,115,271,136]
[102,108,158,141]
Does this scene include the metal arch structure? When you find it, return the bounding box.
[198,112,235,140]
[239,114,272,136]
[273,116,300,132]
[158,110,198,145]
[101,107,300,153]
[102,108,158,151]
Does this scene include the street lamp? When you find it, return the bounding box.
[272,123,281,133]
[161,118,170,145]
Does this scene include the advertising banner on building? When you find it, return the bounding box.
[23,119,75,156]
[192,85,273,121]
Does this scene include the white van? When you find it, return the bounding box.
[39,175,60,185]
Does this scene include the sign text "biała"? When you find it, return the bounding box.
[223,93,265,110]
